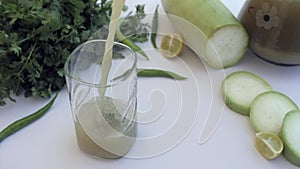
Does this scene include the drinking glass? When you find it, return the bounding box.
[64,39,138,159]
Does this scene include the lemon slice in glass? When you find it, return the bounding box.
[160,33,184,58]
[255,132,284,160]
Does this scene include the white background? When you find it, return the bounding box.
[1,0,300,168]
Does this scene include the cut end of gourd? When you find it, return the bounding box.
[205,25,249,69]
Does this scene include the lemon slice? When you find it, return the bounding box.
[160,33,184,58]
[255,132,284,160]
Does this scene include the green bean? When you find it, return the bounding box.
[0,93,59,143]
[151,5,159,48]
[112,68,187,81]
[116,18,150,60]
[137,68,187,80]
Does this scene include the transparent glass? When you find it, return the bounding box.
[64,40,138,159]
[239,0,300,65]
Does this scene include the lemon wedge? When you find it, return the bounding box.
[160,33,184,58]
[255,132,284,160]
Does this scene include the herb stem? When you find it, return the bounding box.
[18,34,35,44]
[17,41,37,75]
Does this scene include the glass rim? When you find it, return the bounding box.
[64,39,137,88]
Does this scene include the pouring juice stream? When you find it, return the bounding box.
[99,0,126,101]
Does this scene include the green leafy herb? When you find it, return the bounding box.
[115,5,150,60]
[0,0,149,106]
[121,5,150,43]
[116,17,150,60]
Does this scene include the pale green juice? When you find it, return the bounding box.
[74,97,137,159]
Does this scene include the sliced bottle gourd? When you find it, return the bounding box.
[222,71,272,116]
[221,71,300,166]
[250,91,298,135]
[281,110,300,166]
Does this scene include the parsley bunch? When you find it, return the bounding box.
[0,0,148,106]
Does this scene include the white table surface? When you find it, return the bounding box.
[1,0,300,168]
